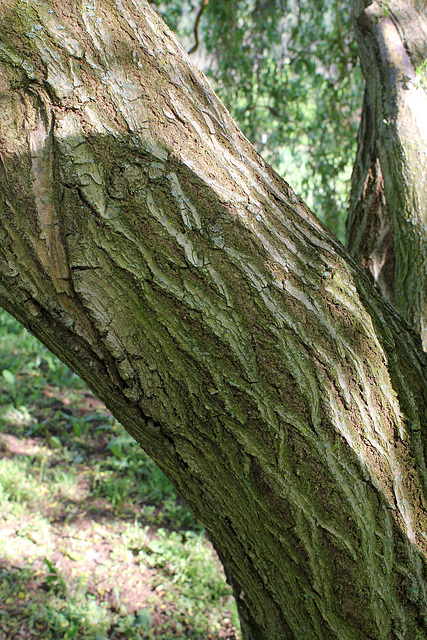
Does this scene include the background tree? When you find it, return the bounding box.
[1,0,427,639]
[347,0,427,349]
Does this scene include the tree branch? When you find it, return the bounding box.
[188,0,209,55]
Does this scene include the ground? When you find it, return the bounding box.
[0,312,239,639]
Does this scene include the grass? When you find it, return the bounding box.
[0,309,239,639]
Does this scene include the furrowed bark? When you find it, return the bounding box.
[346,89,395,308]
[1,1,427,638]
[348,0,427,349]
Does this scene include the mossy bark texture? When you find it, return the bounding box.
[347,0,427,349]
[1,1,427,638]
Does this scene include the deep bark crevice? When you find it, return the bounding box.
[347,90,396,307]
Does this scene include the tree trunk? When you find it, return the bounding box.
[346,89,396,309]
[347,0,427,349]
[1,1,427,638]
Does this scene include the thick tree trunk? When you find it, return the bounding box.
[1,1,427,638]
[347,0,427,349]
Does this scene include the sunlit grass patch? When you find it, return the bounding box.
[125,523,239,635]
[0,562,112,639]
[0,456,42,507]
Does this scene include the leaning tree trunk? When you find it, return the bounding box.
[1,1,427,638]
[347,0,427,349]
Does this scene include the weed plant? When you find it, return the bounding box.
[0,309,239,639]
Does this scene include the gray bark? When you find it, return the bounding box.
[1,1,427,638]
[347,0,427,349]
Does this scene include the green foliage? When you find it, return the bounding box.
[0,564,112,639]
[121,523,240,635]
[121,523,238,636]
[155,0,363,240]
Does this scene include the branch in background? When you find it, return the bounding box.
[188,0,209,54]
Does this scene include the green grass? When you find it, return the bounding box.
[0,308,239,639]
